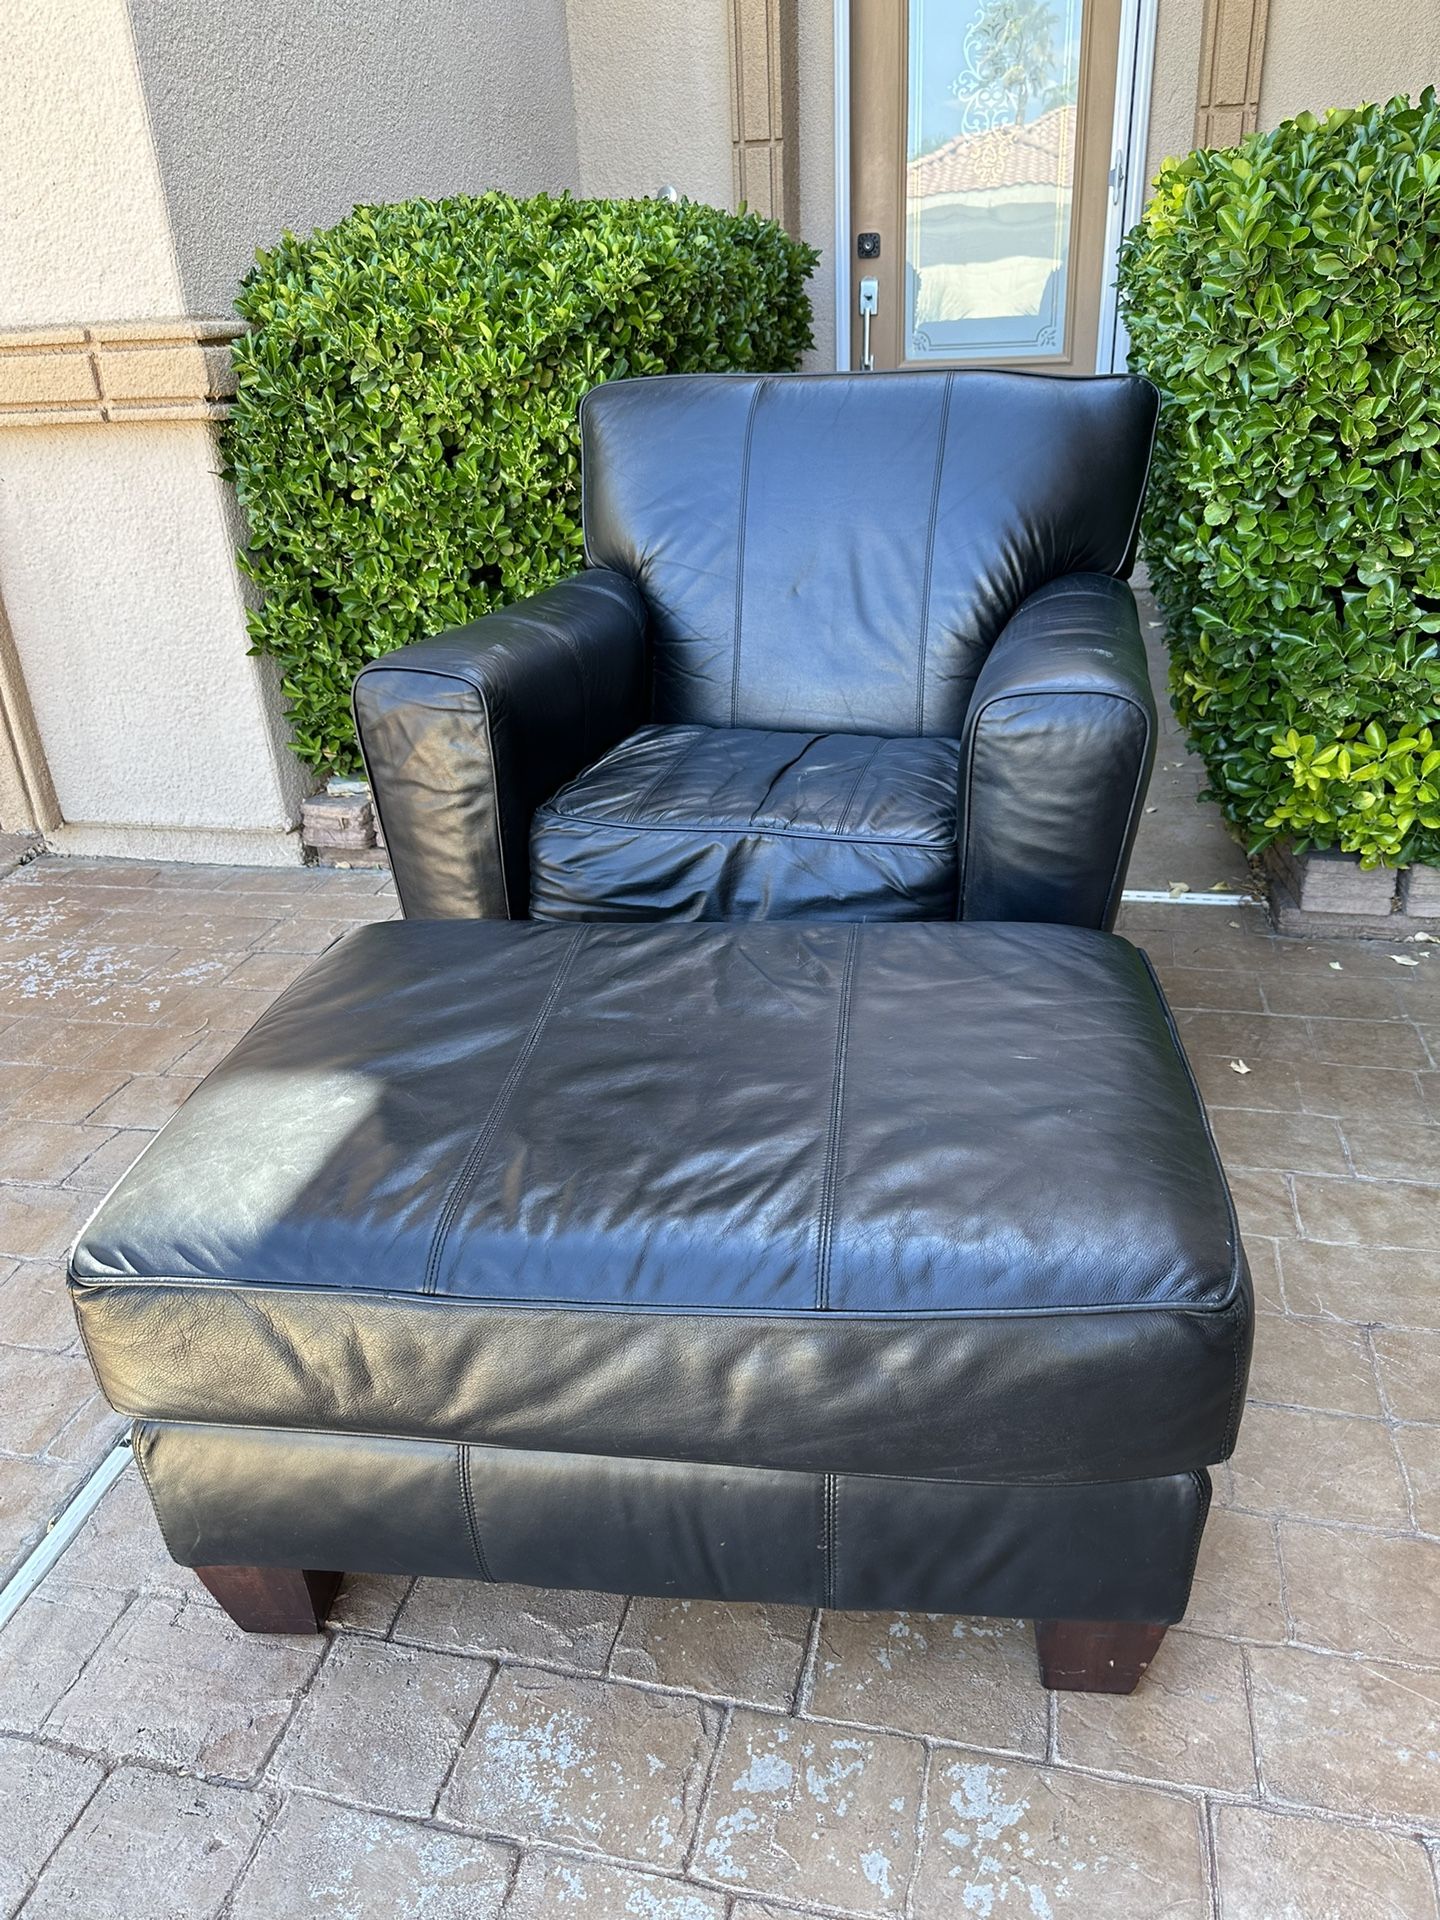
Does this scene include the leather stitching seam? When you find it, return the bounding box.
[1137,946,1252,1461]
[351,695,410,917]
[77,1277,1243,1324]
[830,1473,840,1609]
[832,737,887,835]
[915,372,954,735]
[131,1414,1225,1493]
[475,681,513,920]
[1119,389,1162,573]
[132,1426,184,1565]
[620,739,692,827]
[535,814,958,851]
[1179,1467,1213,1596]
[457,1445,494,1581]
[822,1471,837,1609]
[729,380,768,728]
[748,733,828,831]
[814,927,859,1312]
[422,930,584,1296]
[1138,949,1248,1315]
[1100,683,1155,925]
[71,1291,113,1392]
[1223,1323,1245,1459]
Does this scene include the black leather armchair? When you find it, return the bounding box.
[355,369,1159,929]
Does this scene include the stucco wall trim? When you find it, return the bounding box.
[1194,0,1270,146]
[0,318,241,427]
[730,0,800,231]
[0,588,60,836]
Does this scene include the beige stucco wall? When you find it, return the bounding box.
[1146,0,1208,184]
[1,0,309,858]
[1260,0,1440,126]
[0,424,306,862]
[127,0,581,313]
[565,0,835,365]
[566,0,733,203]
[3,0,182,328]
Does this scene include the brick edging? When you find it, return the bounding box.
[301,787,389,869]
[1261,842,1440,938]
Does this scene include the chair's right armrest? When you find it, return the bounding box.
[353,568,647,919]
[958,573,1155,929]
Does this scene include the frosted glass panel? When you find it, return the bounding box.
[906,0,1083,361]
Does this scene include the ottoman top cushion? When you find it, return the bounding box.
[72,921,1251,1484]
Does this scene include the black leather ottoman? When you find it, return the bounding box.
[70,921,1251,1692]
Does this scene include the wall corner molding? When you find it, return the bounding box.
[1194,0,1270,147]
[0,317,243,428]
[728,0,800,231]
[0,589,60,836]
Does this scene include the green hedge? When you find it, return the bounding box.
[228,193,817,775]
[1119,91,1440,866]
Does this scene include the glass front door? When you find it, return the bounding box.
[851,0,1125,372]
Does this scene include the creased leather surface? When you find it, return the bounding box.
[529,724,962,921]
[581,370,1158,736]
[960,573,1156,928]
[352,569,646,918]
[137,1423,1210,1622]
[74,920,1251,1482]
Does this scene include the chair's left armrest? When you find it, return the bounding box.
[958,573,1156,929]
[353,568,646,919]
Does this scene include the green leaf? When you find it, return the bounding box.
[227,191,819,774]
[1116,86,1440,872]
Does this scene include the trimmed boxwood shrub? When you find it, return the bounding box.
[228,193,817,775]
[1119,92,1440,866]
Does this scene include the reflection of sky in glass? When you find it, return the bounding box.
[912,0,1079,153]
[911,2,982,154]
[906,0,1083,361]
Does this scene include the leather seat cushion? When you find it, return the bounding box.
[71,920,1251,1484]
[528,724,962,921]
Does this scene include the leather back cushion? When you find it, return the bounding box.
[580,370,1158,737]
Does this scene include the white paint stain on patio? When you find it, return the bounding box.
[697,1711,923,1907]
[438,1667,719,1869]
[915,1754,1208,1918]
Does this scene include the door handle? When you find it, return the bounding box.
[859,277,878,372]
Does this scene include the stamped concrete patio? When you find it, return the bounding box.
[2,603,1440,1918]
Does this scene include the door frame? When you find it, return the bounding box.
[831,0,1160,373]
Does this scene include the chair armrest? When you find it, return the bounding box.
[353,569,646,918]
[958,573,1155,929]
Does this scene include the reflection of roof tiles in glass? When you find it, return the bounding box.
[908,105,1076,198]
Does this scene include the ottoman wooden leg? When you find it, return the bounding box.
[194,1565,342,1634]
[1035,1619,1167,1694]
